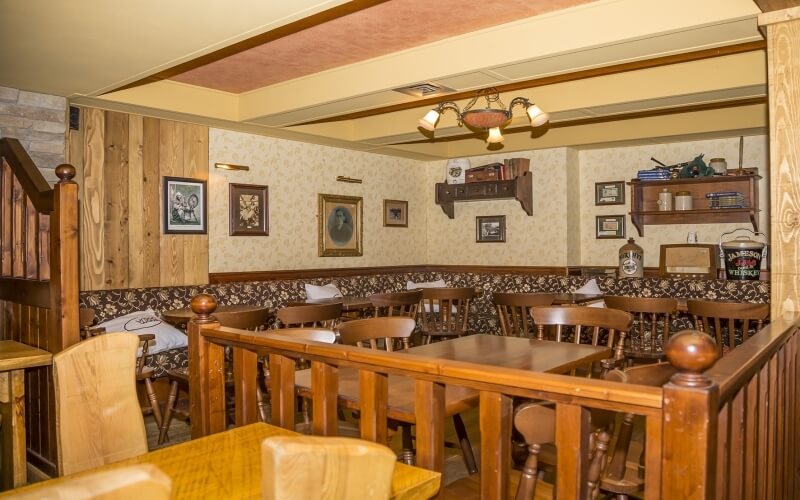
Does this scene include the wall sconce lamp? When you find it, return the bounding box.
[214,162,250,171]
[418,87,549,144]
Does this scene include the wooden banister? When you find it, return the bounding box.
[0,138,54,214]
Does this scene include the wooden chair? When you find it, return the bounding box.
[686,299,769,356]
[493,292,555,338]
[157,306,271,443]
[54,333,147,476]
[659,244,718,279]
[531,306,632,352]
[369,290,421,318]
[262,436,396,500]
[604,295,678,363]
[12,464,172,499]
[418,287,475,344]
[276,302,342,329]
[79,307,163,431]
[513,361,676,500]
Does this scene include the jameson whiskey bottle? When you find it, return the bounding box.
[619,238,644,278]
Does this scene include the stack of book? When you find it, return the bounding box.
[637,169,671,180]
[706,191,746,209]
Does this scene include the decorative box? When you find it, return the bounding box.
[465,163,502,183]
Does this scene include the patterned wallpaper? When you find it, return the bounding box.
[579,136,769,267]
[425,148,571,266]
[208,129,427,272]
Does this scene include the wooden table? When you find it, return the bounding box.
[552,292,605,305]
[5,423,441,499]
[161,304,274,328]
[296,334,611,423]
[302,296,373,312]
[0,341,53,490]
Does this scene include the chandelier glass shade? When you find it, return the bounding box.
[418,87,549,143]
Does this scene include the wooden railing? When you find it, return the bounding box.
[0,138,80,475]
[188,294,800,499]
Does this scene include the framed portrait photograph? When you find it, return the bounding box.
[163,176,207,234]
[595,181,625,205]
[383,199,408,227]
[318,194,363,257]
[596,215,626,239]
[476,215,506,243]
[229,183,268,236]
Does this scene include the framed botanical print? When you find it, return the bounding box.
[163,176,207,234]
[383,199,408,227]
[229,183,268,236]
[318,194,363,257]
[476,215,506,243]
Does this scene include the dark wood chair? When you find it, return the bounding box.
[513,361,676,500]
[369,290,421,318]
[493,292,555,338]
[531,306,632,353]
[157,305,272,444]
[276,302,342,329]
[686,299,769,356]
[80,307,163,429]
[418,287,475,344]
[604,295,678,363]
[659,243,719,279]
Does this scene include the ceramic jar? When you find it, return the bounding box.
[657,188,673,211]
[675,191,693,210]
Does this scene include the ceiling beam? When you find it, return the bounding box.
[753,0,800,13]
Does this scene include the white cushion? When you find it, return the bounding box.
[304,283,343,300]
[572,279,606,308]
[406,279,446,290]
[96,309,187,356]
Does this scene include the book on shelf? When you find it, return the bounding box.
[706,191,743,198]
[498,157,530,180]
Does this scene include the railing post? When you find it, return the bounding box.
[662,330,719,499]
[233,347,258,426]
[50,164,79,351]
[359,370,388,444]
[556,402,591,499]
[414,379,445,476]
[311,361,338,436]
[480,391,512,500]
[269,353,296,429]
[188,294,224,439]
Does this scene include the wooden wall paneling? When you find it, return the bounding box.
[102,111,129,289]
[763,13,800,318]
[12,176,23,278]
[82,108,106,290]
[24,197,38,280]
[127,115,145,288]
[1,161,10,276]
[67,107,85,288]
[158,120,185,287]
[141,117,161,288]
[38,214,50,280]
[182,123,209,285]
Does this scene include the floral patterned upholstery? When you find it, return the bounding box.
[79,272,769,376]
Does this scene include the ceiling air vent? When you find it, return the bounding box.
[393,82,454,98]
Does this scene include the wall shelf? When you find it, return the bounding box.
[628,174,760,236]
[435,171,533,219]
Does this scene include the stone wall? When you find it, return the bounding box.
[0,86,66,183]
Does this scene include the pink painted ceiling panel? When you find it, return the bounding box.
[170,0,594,93]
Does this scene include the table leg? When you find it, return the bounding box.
[0,370,26,489]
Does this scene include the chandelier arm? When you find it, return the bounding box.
[437,101,464,126]
[508,97,532,112]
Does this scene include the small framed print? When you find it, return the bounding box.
[163,176,207,234]
[229,183,268,236]
[595,181,625,205]
[318,194,363,257]
[476,215,506,243]
[383,199,408,227]
[596,215,626,239]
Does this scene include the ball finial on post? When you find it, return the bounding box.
[664,330,718,387]
[190,294,218,323]
[55,164,76,183]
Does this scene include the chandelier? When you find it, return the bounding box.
[418,87,549,144]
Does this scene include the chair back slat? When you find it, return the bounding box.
[493,292,555,338]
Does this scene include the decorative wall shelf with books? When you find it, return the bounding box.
[628,174,760,236]
[435,171,533,219]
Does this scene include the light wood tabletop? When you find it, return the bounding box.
[5,423,441,499]
[0,340,52,490]
[296,334,611,422]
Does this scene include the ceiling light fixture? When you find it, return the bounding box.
[418,87,549,144]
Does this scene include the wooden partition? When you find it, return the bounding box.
[0,138,80,476]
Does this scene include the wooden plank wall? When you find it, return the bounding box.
[762,9,800,318]
[69,108,209,290]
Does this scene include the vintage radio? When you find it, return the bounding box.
[465,163,502,183]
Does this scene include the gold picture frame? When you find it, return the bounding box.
[318,194,363,257]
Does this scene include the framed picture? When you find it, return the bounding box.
[595,181,625,205]
[383,199,408,227]
[229,183,268,236]
[318,194,363,257]
[596,215,626,239]
[163,176,207,234]
[476,215,506,243]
